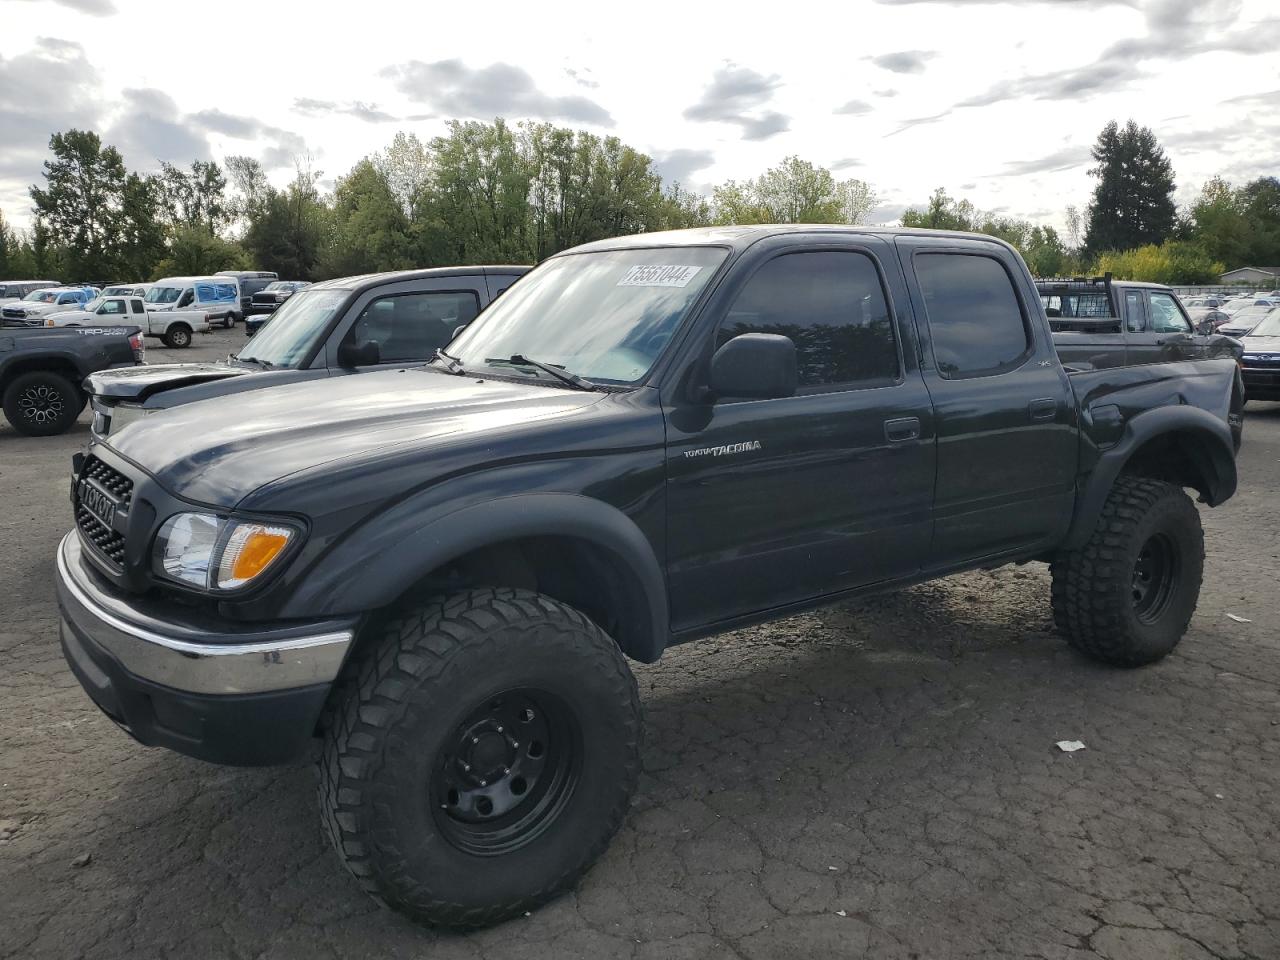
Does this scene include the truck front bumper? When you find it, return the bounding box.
[55,532,356,765]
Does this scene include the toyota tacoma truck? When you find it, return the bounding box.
[84,265,528,438]
[1,321,144,435]
[55,226,1243,928]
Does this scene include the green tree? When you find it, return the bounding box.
[1095,239,1223,284]
[152,225,251,278]
[1238,176,1280,267]
[373,132,432,218]
[712,157,876,225]
[1083,120,1176,255]
[242,161,330,279]
[158,160,229,234]
[117,173,168,279]
[423,119,533,263]
[901,187,980,231]
[318,159,415,277]
[29,129,127,279]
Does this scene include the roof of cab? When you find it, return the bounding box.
[306,264,532,292]
[557,224,1020,256]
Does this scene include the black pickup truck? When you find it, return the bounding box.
[1,322,143,436]
[84,265,528,437]
[56,226,1242,928]
[1036,274,1242,369]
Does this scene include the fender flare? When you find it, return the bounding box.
[279,493,671,663]
[1064,404,1237,550]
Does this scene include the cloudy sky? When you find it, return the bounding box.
[2,0,1277,235]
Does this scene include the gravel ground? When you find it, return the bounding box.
[2,328,1278,959]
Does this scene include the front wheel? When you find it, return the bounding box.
[163,324,192,348]
[1051,476,1204,666]
[320,588,641,929]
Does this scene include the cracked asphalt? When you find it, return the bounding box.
[2,329,1278,959]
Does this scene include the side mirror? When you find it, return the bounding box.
[1196,319,1215,335]
[709,333,797,401]
[338,340,380,367]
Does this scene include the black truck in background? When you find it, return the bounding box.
[56,226,1242,929]
[84,266,529,438]
[1036,274,1242,369]
[1,322,143,436]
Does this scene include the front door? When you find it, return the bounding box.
[898,236,1078,564]
[664,239,936,632]
[1125,288,1199,363]
[336,283,485,372]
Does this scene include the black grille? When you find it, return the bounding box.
[2,307,24,319]
[75,457,134,571]
[80,457,134,506]
[76,504,126,568]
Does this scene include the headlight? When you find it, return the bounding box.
[153,512,298,591]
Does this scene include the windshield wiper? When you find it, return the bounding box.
[485,355,599,391]
[235,355,275,370]
[433,347,466,375]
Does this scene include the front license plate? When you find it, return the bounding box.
[78,479,118,528]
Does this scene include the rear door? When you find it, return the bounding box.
[897,236,1077,564]
[664,236,936,631]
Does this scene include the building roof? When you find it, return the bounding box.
[1220,266,1280,277]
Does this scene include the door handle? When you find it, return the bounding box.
[1029,398,1058,422]
[884,417,920,442]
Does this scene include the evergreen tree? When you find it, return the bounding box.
[29,129,128,279]
[1083,120,1176,254]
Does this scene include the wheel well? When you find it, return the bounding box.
[0,359,84,397]
[1119,429,1231,505]
[365,535,658,664]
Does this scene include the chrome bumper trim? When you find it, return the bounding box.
[56,533,352,695]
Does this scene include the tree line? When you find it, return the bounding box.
[1,117,1277,286]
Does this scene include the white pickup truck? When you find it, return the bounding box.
[43,294,211,348]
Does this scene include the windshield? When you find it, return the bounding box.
[25,290,57,303]
[263,281,291,292]
[237,289,348,367]
[1245,311,1280,337]
[447,248,727,385]
[145,286,182,304]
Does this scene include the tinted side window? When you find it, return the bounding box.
[348,291,482,363]
[718,251,899,390]
[131,299,145,312]
[915,254,1030,378]
[1148,292,1190,333]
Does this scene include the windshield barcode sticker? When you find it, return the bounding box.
[616,265,703,288]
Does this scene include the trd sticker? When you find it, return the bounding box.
[616,265,703,288]
[683,440,762,459]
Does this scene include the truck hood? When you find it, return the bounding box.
[1240,336,1280,353]
[103,369,605,506]
[86,362,251,401]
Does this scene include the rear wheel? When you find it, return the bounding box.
[319,588,641,929]
[163,324,192,348]
[3,371,84,436]
[1051,476,1204,666]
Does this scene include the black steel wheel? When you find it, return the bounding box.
[1051,476,1203,666]
[3,370,83,436]
[1131,533,1180,623]
[432,689,581,856]
[320,588,641,929]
